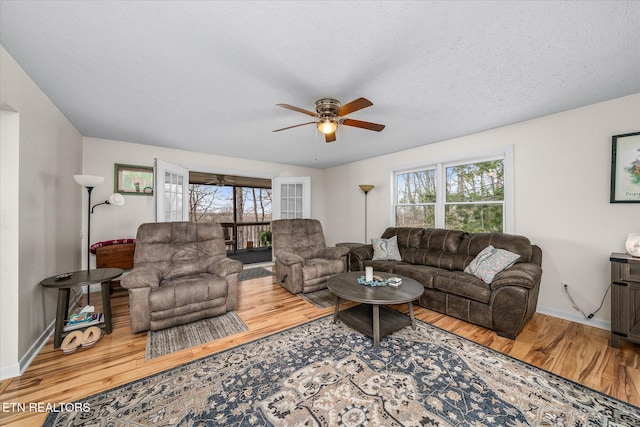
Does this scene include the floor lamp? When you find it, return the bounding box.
[74,175,127,304]
[359,185,374,244]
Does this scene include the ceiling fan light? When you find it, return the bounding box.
[317,119,337,135]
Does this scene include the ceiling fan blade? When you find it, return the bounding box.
[272,121,317,132]
[325,132,336,143]
[337,97,373,116]
[276,103,317,117]
[341,118,385,132]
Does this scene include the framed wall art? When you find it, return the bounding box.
[610,132,640,203]
[114,164,154,195]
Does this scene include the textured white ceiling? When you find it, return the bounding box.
[1,1,639,168]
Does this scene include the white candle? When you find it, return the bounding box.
[365,266,374,282]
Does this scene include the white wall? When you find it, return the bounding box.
[323,94,640,329]
[0,46,83,379]
[81,137,326,263]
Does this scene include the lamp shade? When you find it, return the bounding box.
[108,193,125,206]
[73,175,105,187]
[359,184,374,194]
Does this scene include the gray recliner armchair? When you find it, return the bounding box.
[272,219,349,294]
[121,222,243,333]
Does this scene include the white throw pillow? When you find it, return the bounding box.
[464,245,520,284]
[371,235,402,261]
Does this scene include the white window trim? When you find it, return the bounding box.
[389,145,514,233]
[155,159,189,222]
[272,176,311,220]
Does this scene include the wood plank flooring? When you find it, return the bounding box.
[1,271,639,426]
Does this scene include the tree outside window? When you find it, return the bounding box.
[189,183,272,249]
[395,169,436,227]
[445,159,504,232]
[394,158,505,233]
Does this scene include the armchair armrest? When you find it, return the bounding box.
[490,263,542,291]
[319,246,350,259]
[350,245,373,260]
[208,258,243,277]
[349,244,374,271]
[277,251,305,266]
[121,266,163,291]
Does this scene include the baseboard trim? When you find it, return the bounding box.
[0,320,53,381]
[0,363,20,380]
[0,292,82,380]
[536,304,610,331]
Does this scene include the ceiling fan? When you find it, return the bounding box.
[273,97,385,143]
[204,174,232,186]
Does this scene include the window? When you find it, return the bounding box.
[445,159,504,232]
[155,159,188,222]
[272,176,311,220]
[188,173,272,250]
[394,152,510,233]
[395,168,436,227]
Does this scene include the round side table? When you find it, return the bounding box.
[40,268,123,349]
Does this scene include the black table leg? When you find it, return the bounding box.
[372,304,380,348]
[53,288,71,349]
[101,280,113,334]
[333,296,342,323]
[408,301,416,329]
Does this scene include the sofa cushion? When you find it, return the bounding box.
[464,245,520,284]
[393,264,440,288]
[151,273,228,312]
[303,258,345,281]
[403,229,466,269]
[420,228,465,252]
[458,232,533,264]
[134,222,227,280]
[272,219,327,260]
[371,236,402,261]
[432,270,492,304]
[381,227,424,249]
[362,260,407,274]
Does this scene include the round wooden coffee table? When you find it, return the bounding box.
[326,271,424,348]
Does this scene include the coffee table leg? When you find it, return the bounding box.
[333,296,341,323]
[408,301,416,329]
[101,281,113,334]
[373,304,380,349]
[53,288,70,349]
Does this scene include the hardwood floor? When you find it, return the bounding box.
[1,271,639,426]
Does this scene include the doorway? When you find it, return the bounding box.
[188,172,272,265]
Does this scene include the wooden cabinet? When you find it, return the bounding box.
[95,243,135,269]
[610,253,640,347]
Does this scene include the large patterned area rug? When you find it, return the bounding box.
[45,316,639,426]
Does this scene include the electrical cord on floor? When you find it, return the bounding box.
[563,283,611,320]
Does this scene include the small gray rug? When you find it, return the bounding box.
[146,311,248,360]
[299,288,336,308]
[238,266,273,281]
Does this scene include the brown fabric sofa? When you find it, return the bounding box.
[349,227,542,338]
[121,222,243,333]
[272,219,350,294]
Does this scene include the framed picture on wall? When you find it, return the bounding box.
[115,164,154,195]
[611,132,640,203]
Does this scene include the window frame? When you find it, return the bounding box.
[393,166,437,228]
[390,146,514,233]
